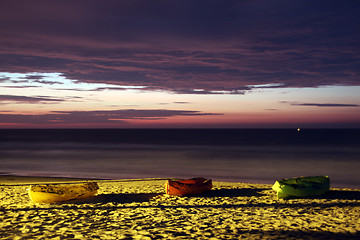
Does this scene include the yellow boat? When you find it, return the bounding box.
[28,182,99,203]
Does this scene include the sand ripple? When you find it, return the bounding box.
[1,179,360,239]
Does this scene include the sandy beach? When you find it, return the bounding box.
[1,176,359,239]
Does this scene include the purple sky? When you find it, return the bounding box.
[0,0,359,128]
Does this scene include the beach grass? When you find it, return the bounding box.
[1,176,359,239]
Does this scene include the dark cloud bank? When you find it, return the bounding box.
[281,101,360,108]
[291,103,359,108]
[0,95,63,103]
[1,0,359,93]
[0,109,221,124]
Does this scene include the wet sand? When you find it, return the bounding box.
[1,176,359,239]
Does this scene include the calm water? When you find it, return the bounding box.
[0,129,359,188]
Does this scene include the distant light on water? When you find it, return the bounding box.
[297,128,301,132]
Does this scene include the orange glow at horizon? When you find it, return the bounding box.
[1,72,360,128]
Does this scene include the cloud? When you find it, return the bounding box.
[0,0,359,93]
[0,76,10,82]
[170,89,247,95]
[282,101,360,107]
[173,102,190,104]
[53,88,88,92]
[33,80,64,85]
[0,109,222,124]
[157,101,190,105]
[294,103,359,107]
[0,95,64,103]
[23,75,44,80]
[91,87,137,91]
[1,85,41,89]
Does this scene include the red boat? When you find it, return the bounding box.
[165,177,212,196]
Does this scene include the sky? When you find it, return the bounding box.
[0,0,359,128]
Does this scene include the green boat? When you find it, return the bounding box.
[272,176,330,199]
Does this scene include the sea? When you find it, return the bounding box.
[0,129,359,189]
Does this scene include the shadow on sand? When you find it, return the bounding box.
[309,189,360,200]
[74,187,268,203]
[272,189,360,201]
[193,188,268,198]
[69,187,360,204]
[72,193,163,204]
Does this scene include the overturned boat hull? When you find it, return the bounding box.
[165,177,212,196]
[272,176,330,199]
[28,182,99,203]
